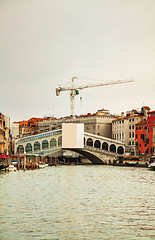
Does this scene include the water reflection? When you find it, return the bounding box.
[0,166,155,239]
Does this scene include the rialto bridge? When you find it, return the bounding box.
[15,123,125,164]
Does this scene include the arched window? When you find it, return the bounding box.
[25,143,32,153]
[102,142,108,151]
[110,144,116,153]
[42,140,49,149]
[94,140,101,149]
[50,138,57,147]
[34,141,40,151]
[58,136,62,146]
[87,138,93,147]
[117,146,124,154]
[17,145,24,154]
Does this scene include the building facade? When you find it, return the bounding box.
[38,109,116,139]
[146,111,155,155]
[0,113,10,154]
[112,106,150,155]
[13,117,46,138]
[135,121,147,155]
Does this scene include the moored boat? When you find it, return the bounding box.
[148,156,155,171]
[113,155,148,167]
[39,163,48,169]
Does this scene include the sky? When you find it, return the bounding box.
[0,0,155,123]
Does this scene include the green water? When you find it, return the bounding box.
[0,165,155,240]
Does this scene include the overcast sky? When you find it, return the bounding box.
[0,0,155,122]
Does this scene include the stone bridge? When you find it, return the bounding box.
[15,124,125,164]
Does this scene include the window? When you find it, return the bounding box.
[129,132,131,138]
[129,125,131,130]
[147,128,149,133]
[139,143,141,147]
[132,125,134,129]
[139,127,141,130]
[148,121,149,124]
[154,120,155,124]
[132,141,134,145]
[132,132,134,138]
[136,134,137,139]
[145,126,147,130]
[34,141,40,150]
[129,119,131,122]
[132,119,134,121]
[153,113,155,117]
[50,138,57,147]
[136,127,138,130]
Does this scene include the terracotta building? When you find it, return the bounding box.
[146,110,155,155]
[135,120,147,155]
[12,117,45,138]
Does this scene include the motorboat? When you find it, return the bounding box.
[148,156,155,171]
[39,163,48,169]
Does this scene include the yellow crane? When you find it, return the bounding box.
[56,76,134,116]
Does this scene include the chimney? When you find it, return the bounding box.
[121,112,125,118]
[130,111,134,117]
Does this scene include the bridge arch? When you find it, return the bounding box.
[26,143,32,153]
[110,144,116,153]
[84,137,86,145]
[117,146,124,154]
[102,142,108,151]
[17,145,24,154]
[50,138,57,148]
[42,140,49,149]
[87,138,93,147]
[94,140,101,149]
[34,141,40,151]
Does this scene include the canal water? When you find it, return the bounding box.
[0,165,155,240]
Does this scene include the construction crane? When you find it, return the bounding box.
[56,76,134,116]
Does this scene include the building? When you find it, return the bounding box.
[38,108,117,138]
[0,113,10,154]
[112,106,150,155]
[12,117,46,138]
[146,110,155,155]
[135,120,147,155]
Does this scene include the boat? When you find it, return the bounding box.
[8,165,17,172]
[1,164,17,172]
[148,156,155,171]
[39,163,48,169]
[113,155,148,167]
[0,164,9,171]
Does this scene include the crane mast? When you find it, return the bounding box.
[56,76,134,116]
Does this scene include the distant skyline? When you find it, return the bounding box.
[1,0,155,123]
